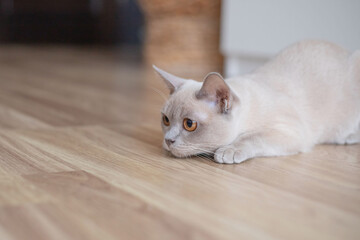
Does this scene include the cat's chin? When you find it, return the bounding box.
[163,142,193,158]
[163,142,211,158]
[165,148,193,158]
[168,147,205,158]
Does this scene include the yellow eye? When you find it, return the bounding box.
[183,118,197,132]
[162,115,170,126]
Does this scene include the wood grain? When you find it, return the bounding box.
[0,45,359,240]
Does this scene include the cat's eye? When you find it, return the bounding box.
[162,115,170,126]
[183,118,197,132]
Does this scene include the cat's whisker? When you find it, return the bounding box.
[196,154,213,161]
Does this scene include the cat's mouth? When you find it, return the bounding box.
[162,142,190,158]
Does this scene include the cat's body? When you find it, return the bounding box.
[155,40,360,164]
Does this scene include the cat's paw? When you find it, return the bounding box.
[214,146,247,164]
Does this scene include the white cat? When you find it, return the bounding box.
[154,40,360,164]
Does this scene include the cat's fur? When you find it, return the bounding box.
[155,40,360,164]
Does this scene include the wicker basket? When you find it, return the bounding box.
[138,0,223,79]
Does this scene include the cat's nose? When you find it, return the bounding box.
[165,138,175,147]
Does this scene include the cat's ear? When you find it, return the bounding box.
[196,72,234,114]
[153,65,186,94]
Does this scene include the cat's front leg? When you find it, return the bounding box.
[213,130,308,164]
[214,134,266,164]
[214,145,249,164]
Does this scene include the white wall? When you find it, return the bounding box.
[221,0,360,77]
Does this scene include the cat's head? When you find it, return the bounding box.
[154,66,240,158]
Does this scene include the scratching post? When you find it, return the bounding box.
[138,0,223,79]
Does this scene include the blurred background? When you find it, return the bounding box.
[0,0,359,79]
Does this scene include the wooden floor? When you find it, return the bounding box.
[0,45,359,240]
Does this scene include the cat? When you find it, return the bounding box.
[154,40,360,164]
